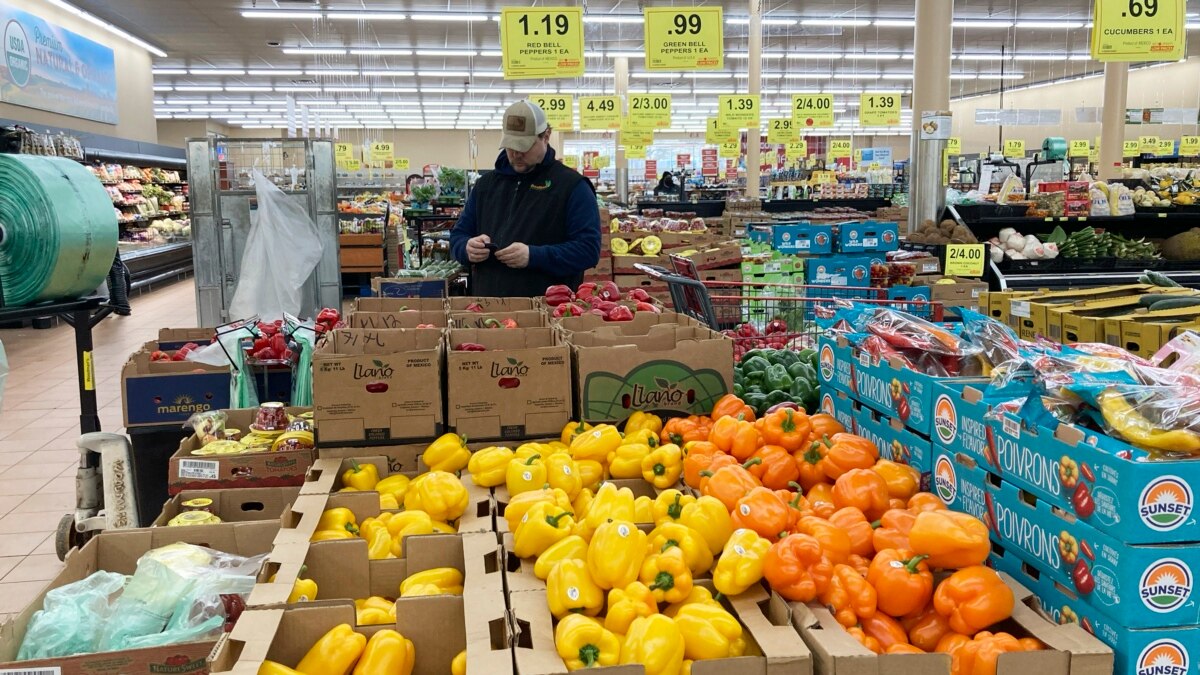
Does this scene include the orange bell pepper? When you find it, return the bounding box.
[748,444,801,490]
[831,468,891,521]
[933,566,1015,635]
[902,605,952,652]
[762,533,833,602]
[955,631,1025,675]
[795,515,850,565]
[860,613,910,652]
[846,553,871,577]
[663,417,711,446]
[867,548,933,618]
[907,492,946,513]
[794,442,827,491]
[806,413,846,445]
[935,632,972,655]
[730,486,791,540]
[817,433,880,481]
[709,416,762,461]
[872,508,917,555]
[819,563,878,627]
[888,497,908,511]
[775,484,809,530]
[684,448,730,490]
[711,393,755,422]
[1018,637,1045,651]
[828,507,874,558]
[873,459,920,501]
[886,643,927,655]
[701,459,762,510]
[805,483,837,519]
[846,626,882,654]
[758,408,811,452]
[909,511,990,569]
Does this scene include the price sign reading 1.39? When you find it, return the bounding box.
[792,94,834,128]
[500,7,584,79]
[1091,0,1185,62]
[579,96,620,130]
[768,118,799,144]
[717,95,760,130]
[529,95,574,130]
[627,94,672,130]
[643,7,724,71]
[859,93,901,127]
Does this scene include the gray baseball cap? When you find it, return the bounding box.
[500,99,549,152]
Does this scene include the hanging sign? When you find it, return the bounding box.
[582,150,600,177]
[767,118,799,144]
[947,137,962,155]
[395,158,410,171]
[853,149,863,165]
[627,94,672,129]
[1123,140,1141,157]
[579,95,621,130]
[676,153,691,167]
[529,95,574,130]
[1091,0,1185,62]
[719,141,740,158]
[701,148,719,177]
[621,125,653,146]
[859,93,902,126]
[334,143,355,169]
[594,156,610,169]
[625,145,646,159]
[1068,139,1091,157]
[500,7,584,79]
[829,139,852,159]
[1157,139,1177,156]
[644,159,659,180]
[706,117,738,145]
[785,141,807,159]
[1139,135,1160,153]
[343,159,361,172]
[1088,148,1100,163]
[1003,139,1025,159]
[717,94,761,129]
[369,142,395,168]
[945,244,987,277]
[792,94,835,128]
[724,159,738,179]
[563,155,579,169]
[642,6,724,71]
[1181,136,1200,156]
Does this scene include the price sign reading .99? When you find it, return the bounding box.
[643,6,724,71]
[717,94,761,130]
[627,94,672,129]
[579,95,621,130]
[500,7,584,79]
[792,94,834,128]
[859,93,901,126]
[529,95,574,130]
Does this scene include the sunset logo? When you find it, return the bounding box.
[934,456,957,505]
[1138,476,1193,532]
[1139,558,1193,614]
[933,394,957,445]
[820,393,834,416]
[819,344,835,382]
[1136,639,1189,675]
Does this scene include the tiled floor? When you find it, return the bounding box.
[0,278,197,619]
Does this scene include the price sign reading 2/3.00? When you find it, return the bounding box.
[500,7,584,79]
[1091,0,1185,62]
[945,244,986,277]
[792,94,834,128]
[859,93,901,126]
[643,6,724,71]
[717,95,760,130]
[579,96,620,130]
[529,95,574,130]
[627,94,672,130]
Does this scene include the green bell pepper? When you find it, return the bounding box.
[764,390,791,411]
[732,383,745,398]
[787,361,816,383]
[744,392,770,415]
[741,349,771,364]
[765,364,793,392]
[745,384,764,395]
[773,350,799,368]
[740,355,772,375]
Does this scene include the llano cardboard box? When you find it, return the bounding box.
[569,323,733,424]
[153,486,301,526]
[312,328,444,445]
[354,297,447,312]
[346,310,448,329]
[168,407,314,495]
[0,521,278,675]
[445,327,572,441]
[448,310,548,329]
[122,342,232,427]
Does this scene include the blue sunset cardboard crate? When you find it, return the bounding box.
[804,255,872,288]
[837,220,900,253]
[851,399,933,489]
[772,222,834,255]
[818,386,856,432]
[122,341,231,428]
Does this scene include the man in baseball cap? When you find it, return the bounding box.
[450,100,600,297]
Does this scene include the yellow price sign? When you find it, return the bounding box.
[643,7,724,71]
[1157,139,1177,156]
[945,244,986,277]
[719,141,741,159]
[1123,140,1141,157]
[793,94,834,128]
[563,155,578,169]
[785,141,807,158]
[1091,0,1185,62]
[768,118,799,144]
[1003,139,1025,159]
[1139,135,1160,153]
[395,157,410,171]
[369,142,394,167]
[706,117,738,145]
[1068,139,1091,157]
[859,93,901,126]
[1181,136,1200,156]
[627,94,672,129]
[947,137,962,155]
[343,158,361,172]
[625,145,646,159]
[811,170,837,185]
[621,124,653,146]
[717,94,760,130]
[500,7,584,79]
[334,142,355,168]
[853,149,863,164]
[829,139,852,159]
[579,96,620,130]
[1089,148,1100,163]
[529,95,574,130]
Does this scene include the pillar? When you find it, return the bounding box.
[1098,62,1129,181]
[908,0,953,234]
[745,0,762,198]
[615,57,630,203]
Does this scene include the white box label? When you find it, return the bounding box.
[178,459,219,480]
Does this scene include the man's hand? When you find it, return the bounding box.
[496,242,530,269]
[466,234,492,263]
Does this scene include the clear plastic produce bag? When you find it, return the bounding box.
[286,315,317,407]
[228,171,325,321]
[17,571,127,660]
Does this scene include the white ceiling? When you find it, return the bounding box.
[70,0,1200,133]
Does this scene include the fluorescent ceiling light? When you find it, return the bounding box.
[152,67,188,75]
[1014,54,1068,61]
[801,18,872,26]
[410,13,490,21]
[283,48,348,55]
[373,87,420,93]
[189,68,244,75]
[1188,23,1200,29]
[307,69,360,76]
[787,52,842,59]
[418,71,473,78]
[605,50,644,58]
[784,73,834,79]
[976,74,1024,79]
[953,20,1013,28]
[1015,20,1084,28]
[226,86,274,92]
[277,85,321,91]
[845,53,901,60]
[176,85,223,92]
[956,54,1002,61]
[585,15,643,24]
[44,0,167,56]
[153,85,173,91]
[479,51,504,57]
[247,69,303,76]
[881,74,915,80]
[833,73,881,79]
[327,12,407,20]
[362,70,417,77]
[950,73,977,80]
[873,19,915,27]
[1069,54,1092,61]
[728,52,785,59]
[416,49,479,57]
[241,10,320,19]
[324,86,371,92]
[350,48,414,56]
[421,88,468,93]
[727,17,799,26]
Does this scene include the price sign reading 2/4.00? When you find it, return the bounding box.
[500,7,584,79]
[529,95,574,130]
[643,7,724,71]
[792,94,834,128]
[945,244,986,277]
[579,96,621,130]
[627,94,672,130]
[859,93,901,126]
[717,95,760,130]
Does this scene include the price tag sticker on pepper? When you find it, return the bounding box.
[945,244,986,277]
[500,7,585,79]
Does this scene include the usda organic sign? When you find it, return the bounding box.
[4,19,30,87]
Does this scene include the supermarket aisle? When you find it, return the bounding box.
[0,279,197,619]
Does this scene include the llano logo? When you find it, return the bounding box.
[623,377,695,409]
[1140,559,1192,613]
[265,456,298,469]
[157,394,212,415]
[1137,639,1189,675]
[933,394,957,444]
[491,357,529,378]
[934,455,957,505]
[818,344,835,382]
[353,359,394,380]
[1139,476,1193,532]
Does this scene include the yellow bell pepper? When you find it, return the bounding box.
[513,501,575,558]
[547,440,569,452]
[503,487,572,531]
[561,420,593,445]
[534,534,589,580]
[357,595,395,614]
[515,442,548,461]
[619,614,685,675]
[679,495,733,554]
[423,432,471,473]
[339,487,360,492]
[634,496,655,523]
[342,459,380,491]
[450,649,466,675]
[259,661,303,675]
[379,493,400,510]
[297,623,366,675]
[625,411,664,436]
[386,510,435,557]
[673,603,747,660]
[404,471,469,522]
[547,558,604,618]
[268,566,318,603]
[555,614,621,670]
[572,487,594,519]
[641,443,683,489]
[586,519,647,590]
[316,507,360,535]
[604,581,658,635]
[577,482,636,540]
[575,460,605,491]
[624,428,661,449]
[400,567,464,597]
[608,442,652,479]
[653,489,696,526]
[545,452,583,500]
[662,585,722,617]
[353,629,414,675]
[569,424,622,463]
[640,545,693,604]
[713,527,771,597]
[358,516,388,543]
[647,522,713,576]
[357,606,394,626]
[375,474,411,504]
[430,520,457,534]
[466,446,514,487]
[311,528,357,542]
[505,454,547,496]
[366,526,394,560]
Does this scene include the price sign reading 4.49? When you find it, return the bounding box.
[627,94,672,129]
[579,96,620,130]
[768,118,799,144]
[717,94,760,130]
[643,7,724,71]
[793,94,834,128]
[859,93,901,126]
[1091,0,1185,62]
[529,95,574,130]
[500,7,584,79]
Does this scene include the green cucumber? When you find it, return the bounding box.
[1143,270,1182,288]
[1138,293,1194,307]
[1149,297,1200,311]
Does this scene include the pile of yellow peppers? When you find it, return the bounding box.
[353,568,464,625]
[259,623,414,675]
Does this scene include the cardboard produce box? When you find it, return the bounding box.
[570,323,733,424]
[447,296,538,312]
[851,399,932,490]
[445,327,572,441]
[122,342,232,427]
[312,328,444,445]
[354,297,447,312]
[156,327,215,350]
[613,273,669,295]
[913,275,989,310]
[1009,285,1160,342]
[0,521,278,675]
[818,387,856,432]
[168,407,314,495]
[612,254,664,275]
[153,486,301,526]
[448,309,548,329]
[554,310,699,334]
[1111,305,1200,357]
[347,310,448,329]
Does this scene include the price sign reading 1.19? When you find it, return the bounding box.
[717,94,760,130]
[792,94,834,128]
[768,118,799,144]
[529,95,574,130]
[859,93,901,126]
[579,96,620,130]
[1091,0,1185,62]
[500,7,584,79]
[627,94,672,129]
[643,7,724,71]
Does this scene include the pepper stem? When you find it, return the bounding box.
[742,457,763,469]
[546,512,574,527]
[349,458,361,473]
[579,645,600,667]
[649,571,675,591]
[904,554,930,573]
[653,463,666,476]
[661,539,679,553]
[525,454,541,465]
[667,494,683,520]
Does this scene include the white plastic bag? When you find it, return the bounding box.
[229,171,325,321]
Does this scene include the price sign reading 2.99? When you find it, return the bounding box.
[500,7,584,79]
[579,95,621,130]
[792,94,834,128]
[717,95,760,130]
[627,94,672,130]
[529,95,574,130]
[859,93,901,126]
[643,6,724,71]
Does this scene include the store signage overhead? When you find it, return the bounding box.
[829,139,852,159]
[369,142,394,168]
[626,94,672,129]
[946,137,962,155]
[500,7,584,79]
[644,159,658,180]
[706,117,738,145]
[719,141,740,158]
[529,95,574,130]
[626,145,647,159]
[1139,135,1160,153]
[621,124,653,147]
[1123,140,1141,157]
[785,141,807,159]
[792,94,835,128]
[768,118,799,144]
[717,94,761,130]
[1003,139,1025,159]
[1157,139,1176,156]
[334,143,356,169]
[945,244,986,277]
[1181,136,1200,156]
[859,93,901,127]
[1091,0,1185,62]
[579,96,621,130]
[1068,139,1091,157]
[642,6,724,71]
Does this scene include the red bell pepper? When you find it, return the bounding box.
[500,318,519,329]
[627,288,652,303]
[552,302,585,318]
[635,301,661,314]
[598,280,621,302]
[576,282,598,303]
[453,342,487,351]
[544,284,574,307]
[606,305,635,322]
[464,302,485,313]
